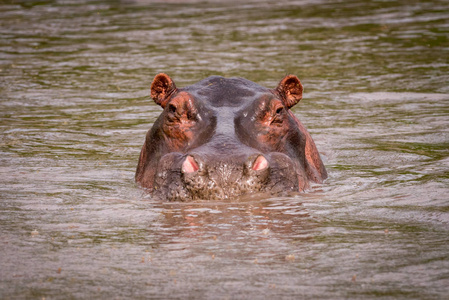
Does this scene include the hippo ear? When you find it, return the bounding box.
[150,73,177,108]
[276,75,303,109]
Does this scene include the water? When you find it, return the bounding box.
[1,0,448,298]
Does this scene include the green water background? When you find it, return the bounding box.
[1,0,448,298]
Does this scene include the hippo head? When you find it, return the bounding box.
[136,74,327,201]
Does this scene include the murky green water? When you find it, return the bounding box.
[1,0,448,298]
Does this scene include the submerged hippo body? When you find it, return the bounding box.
[136,74,327,201]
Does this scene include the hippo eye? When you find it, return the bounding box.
[275,106,284,115]
[165,104,179,124]
[270,104,285,125]
[168,104,177,114]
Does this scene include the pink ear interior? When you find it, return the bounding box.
[150,73,177,108]
[276,75,303,108]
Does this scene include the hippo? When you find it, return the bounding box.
[136,73,327,201]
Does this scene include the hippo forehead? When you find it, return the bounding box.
[181,76,271,108]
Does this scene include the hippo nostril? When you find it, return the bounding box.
[182,155,199,173]
[252,155,269,171]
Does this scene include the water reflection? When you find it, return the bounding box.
[158,197,314,245]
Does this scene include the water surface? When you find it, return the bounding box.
[1,0,448,298]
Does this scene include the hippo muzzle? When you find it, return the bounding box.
[152,142,301,201]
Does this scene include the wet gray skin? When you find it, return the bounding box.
[136,75,321,201]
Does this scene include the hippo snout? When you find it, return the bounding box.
[181,154,268,175]
[180,154,271,200]
[151,151,301,201]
